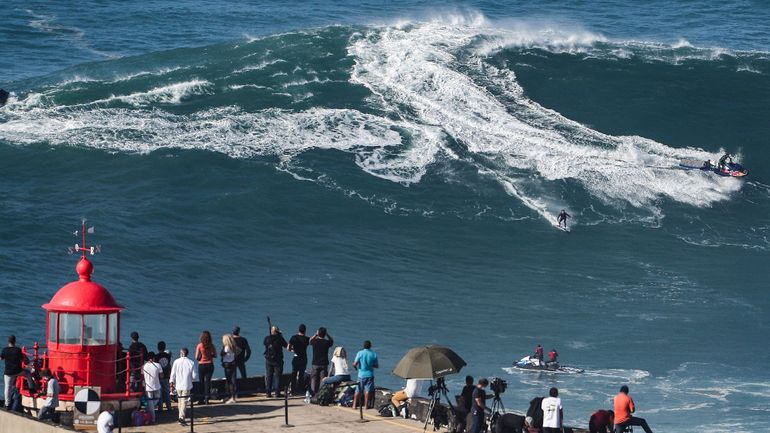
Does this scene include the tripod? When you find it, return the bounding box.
[487,392,505,433]
[422,378,456,433]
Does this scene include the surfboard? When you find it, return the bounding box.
[556,224,570,233]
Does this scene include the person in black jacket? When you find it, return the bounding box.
[232,327,251,379]
[263,326,287,398]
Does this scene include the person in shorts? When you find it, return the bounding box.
[352,340,378,409]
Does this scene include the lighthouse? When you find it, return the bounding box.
[22,222,142,422]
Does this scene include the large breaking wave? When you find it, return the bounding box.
[1,14,765,227]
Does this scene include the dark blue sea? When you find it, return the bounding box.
[2,1,770,431]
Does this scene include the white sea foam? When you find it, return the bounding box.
[348,18,741,224]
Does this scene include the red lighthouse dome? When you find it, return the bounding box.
[43,258,123,313]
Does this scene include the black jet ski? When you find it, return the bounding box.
[512,356,584,374]
[679,159,748,178]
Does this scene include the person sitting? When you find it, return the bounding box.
[37,369,59,421]
[718,153,733,172]
[320,346,351,387]
[614,385,654,433]
[589,409,614,433]
[391,378,425,416]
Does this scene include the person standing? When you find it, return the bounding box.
[557,210,571,229]
[470,378,489,433]
[195,331,217,404]
[458,375,475,432]
[96,404,115,433]
[221,334,239,404]
[170,347,197,426]
[263,326,288,398]
[308,327,333,395]
[1,335,25,406]
[37,369,59,421]
[614,385,654,433]
[232,327,251,379]
[142,353,163,424]
[288,324,310,395]
[352,340,378,410]
[156,341,172,412]
[534,344,544,363]
[127,332,147,392]
[541,387,563,433]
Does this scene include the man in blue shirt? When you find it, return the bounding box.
[352,340,378,410]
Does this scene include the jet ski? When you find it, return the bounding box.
[679,159,748,177]
[512,356,584,374]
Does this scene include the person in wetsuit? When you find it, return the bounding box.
[557,210,571,228]
[718,153,733,172]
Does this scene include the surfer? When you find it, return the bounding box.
[557,210,571,229]
[718,153,733,172]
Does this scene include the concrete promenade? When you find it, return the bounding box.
[121,396,441,433]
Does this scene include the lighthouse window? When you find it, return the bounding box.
[83,314,107,346]
[48,312,58,343]
[59,313,82,345]
[108,313,118,345]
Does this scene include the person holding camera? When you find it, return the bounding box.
[470,378,489,433]
[264,326,288,398]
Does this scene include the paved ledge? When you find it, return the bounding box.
[120,396,442,433]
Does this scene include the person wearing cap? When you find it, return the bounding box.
[232,326,251,379]
[263,326,288,398]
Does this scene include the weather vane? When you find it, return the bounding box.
[68,218,101,257]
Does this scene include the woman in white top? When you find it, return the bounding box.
[221,334,239,403]
[320,346,351,386]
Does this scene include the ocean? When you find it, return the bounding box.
[2,1,770,431]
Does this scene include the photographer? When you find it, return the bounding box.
[470,378,489,433]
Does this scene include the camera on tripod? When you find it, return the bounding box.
[489,377,507,397]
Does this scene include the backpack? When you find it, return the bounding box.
[264,339,279,363]
[337,386,355,407]
[311,384,336,406]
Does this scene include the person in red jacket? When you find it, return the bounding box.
[614,385,653,433]
[534,345,544,362]
[548,349,559,364]
[589,409,614,433]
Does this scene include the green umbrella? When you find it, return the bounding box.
[392,345,466,379]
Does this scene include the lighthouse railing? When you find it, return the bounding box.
[20,343,146,398]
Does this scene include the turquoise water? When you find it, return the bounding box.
[2,2,770,431]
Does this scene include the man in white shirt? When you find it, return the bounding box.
[170,347,197,426]
[37,369,59,421]
[541,387,563,433]
[142,352,163,424]
[96,404,114,433]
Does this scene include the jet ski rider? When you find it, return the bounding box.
[718,153,733,172]
[535,345,544,362]
[548,349,559,365]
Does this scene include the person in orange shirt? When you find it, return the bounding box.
[614,385,654,433]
